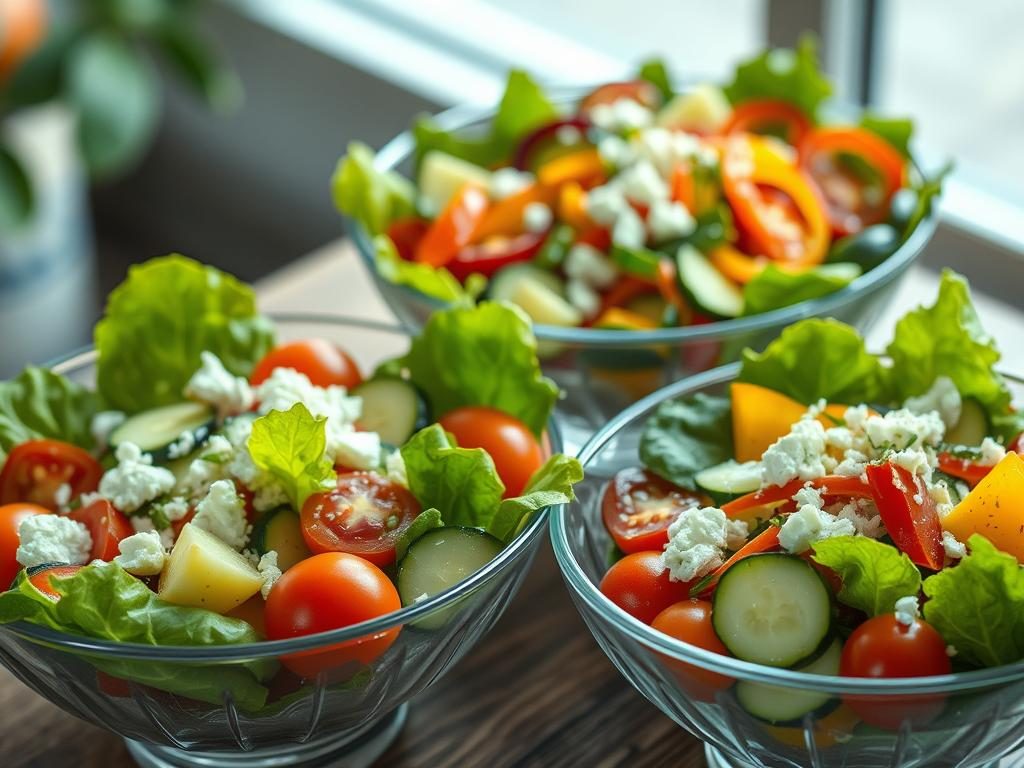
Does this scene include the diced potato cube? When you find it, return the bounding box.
[159,523,263,614]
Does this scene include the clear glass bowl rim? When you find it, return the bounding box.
[349,83,940,346]
[1,313,559,662]
[550,361,1024,695]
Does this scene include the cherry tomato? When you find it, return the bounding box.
[579,80,660,113]
[447,232,545,282]
[27,564,82,600]
[437,406,544,498]
[840,613,952,729]
[386,217,430,261]
[651,599,734,698]
[65,498,133,562]
[0,439,102,511]
[723,99,812,146]
[415,184,490,267]
[301,472,420,567]
[865,463,944,570]
[0,502,49,588]
[250,339,363,389]
[264,552,401,678]
[602,468,707,554]
[599,551,692,624]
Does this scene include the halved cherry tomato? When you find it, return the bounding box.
[415,184,489,267]
[513,117,591,171]
[599,550,692,624]
[28,564,82,600]
[66,499,133,562]
[301,472,420,567]
[602,468,709,554]
[693,525,781,598]
[437,406,544,498]
[0,502,49,588]
[447,232,545,282]
[386,217,430,261]
[579,80,660,113]
[721,475,872,519]
[865,463,944,570]
[936,452,992,487]
[800,126,905,237]
[250,339,363,389]
[651,599,734,698]
[724,100,812,147]
[264,552,401,679]
[840,613,951,730]
[0,439,102,511]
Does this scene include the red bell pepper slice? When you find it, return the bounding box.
[936,452,994,487]
[721,475,872,519]
[723,99,812,147]
[691,525,781,598]
[386,217,430,261]
[447,232,546,281]
[415,184,489,267]
[865,462,944,570]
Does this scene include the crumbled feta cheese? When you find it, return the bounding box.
[612,205,646,249]
[90,410,126,451]
[978,437,1007,466]
[185,351,254,418]
[894,595,920,627]
[130,516,176,549]
[834,499,884,539]
[633,127,698,176]
[647,199,695,242]
[585,184,628,226]
[555,124,583,145]
[778,502,856,554]
[166,429,197,460]
[161,496,191,523]
[53,483,72,510]
[224,427,289,513]
[257,551,282,599]
[192,479,249,549]
[564,243,618,289]
[114,531,167,576]
[99,442,176,513]
[929,480,955,517]
[793,484,824,510]
[332,431,382,471]
[490,168,533,200]
[864,408,945,451]
[597,135,635,168]
[725,519,750,551]
[833,450,870,478]
[617,159,668,206]
[661,506,731,582]
[904,376,962,430]
[16,515,92,568]
[942,530,967,561]
[565,279,602,320]
[589,98,653,132]
[385,450,408,487]
[946,645,958,658]
[522,201,553,233]
[761,418,830,487]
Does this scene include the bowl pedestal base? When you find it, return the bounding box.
[705,743,1011,768]
[124,703,408,768]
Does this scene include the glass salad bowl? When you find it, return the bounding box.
[0,316,560,768]
[550,363,1024,768]
[348,86,939,450]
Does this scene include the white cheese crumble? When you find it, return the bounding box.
[761,418,831,487]
[490,168,533,200]
[589,98,654,132]
[564,243,618,289]
[585,184,627,226]
[90,410,126,451]
[555,124,582,145]
[611,205,647,249]
[978,437,1007,466]
[99,442,176,513]
[185,351,254,418]
[894,595,920,627]
[192,479,249,550]
[661,506,731,583]
[617,159,668,206]
[53,483,72,510]
[725,519,750,551]
[257,550,282,599]
[597,135,635,168]
[903,376,962,430]
[565,279,602,320]
[778,494,856,554]
[16,515,92,568]
[166,429,197,460]
[130,516,176,550]
[114,531,167,576]
[647,199,695,242]
[223,420,290,512]
[942,530,967,561]
[522,201,553,233]
[834,499,884,539]
[385,450,408,487]
[333,431,383,471]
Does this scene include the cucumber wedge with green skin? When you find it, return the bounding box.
[736,639,842,724]
[110,402,216,463]
[352,377,429,446]
[675,244,743,318]
[712,553,833,668]
[250,507,311,572]
[946,399,988,447]
[695,460,762,504]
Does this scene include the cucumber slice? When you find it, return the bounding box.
[353,377,429,445]
[736,639,842,724]
[695,460,762,504]
[712,553,832,667]
[110,402,215,462]
[946,399,988,446]
[250,507,311,572]
[490,264,581,326]
[418,151,492,214]
[675,244,743,318]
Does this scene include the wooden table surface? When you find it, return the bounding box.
[2,242,1022,767]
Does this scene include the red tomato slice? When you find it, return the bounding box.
[386,217,430,261]
[865,463,944,570]
[300,472,420,567]
[447,232,545,282]
[250,339,363,389]
[66,499,134,562]
[28,564,82,600]
[0,439,102,511]
[723,99,812,146]
[602,468,709,554]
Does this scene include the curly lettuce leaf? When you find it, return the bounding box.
[723,35,832,121]
[399,302,559,437]
[637,57,673,102]
[332,141,416,235]
[812,536,921,617]
[741,263,861,316]
[95,255,274,413]
[639,393,733,490]
[487,454,583,543]
[860,113,914,156]
[0,366,101,452]
[738,319,886,405]
[923,535,1024,668]
[372,234,476,305]
[248,403,336,511]
[899,161,951,240]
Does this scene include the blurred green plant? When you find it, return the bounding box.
[0,0,242,232]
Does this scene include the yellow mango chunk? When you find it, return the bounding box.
[159,523,263,614]
[942,452,1024,562]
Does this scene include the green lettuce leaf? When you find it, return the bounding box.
[923,535,1024,668]
[0,563,273,710]
[860,113,914,156]
[738,319,886,405]
[400,425,504,528]
[885,270,1017,440]
[332,141,416,235]
[723,35,832,121]
[396,507,443,562]
[811,536,921,617]
[248,403,336,510]
[95,254,274,413]
[487,454,583,543]
[0,366,102,452]
[898,161,951,239]
[372,234,475,305]
[639,393,733,490]
[399,302,559,438]
[637,58,673,102]
[741,263,861,316]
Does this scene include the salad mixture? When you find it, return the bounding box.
[0,255,581,708]
[336,38,944,332]
[599,270,1023,728]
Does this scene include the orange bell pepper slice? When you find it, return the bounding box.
[654,259,692,324]
[723,99,812,147]
[472,183,557,242]
[537,147,606,188]
[670,163,696,212]
[558,181,595,230]
[414,183,489,267]
[692,525,781,598]
[708,245,769,285]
